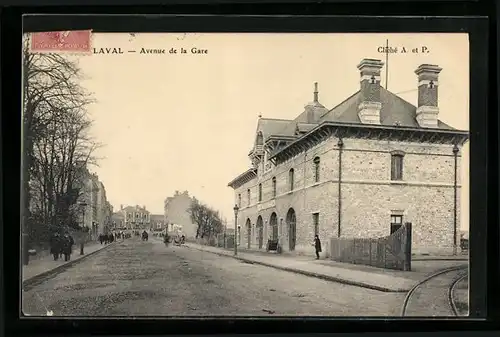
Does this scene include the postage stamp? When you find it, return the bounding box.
[29,30,92,54]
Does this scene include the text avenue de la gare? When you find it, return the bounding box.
[93,47,208,55]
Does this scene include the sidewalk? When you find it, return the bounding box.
[22,241,114,283]
[185,243,467,293]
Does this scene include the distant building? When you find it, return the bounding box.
[164,190,197,239]
[150,214,166,231]
[73,162,111,239]
[111,204,151,230]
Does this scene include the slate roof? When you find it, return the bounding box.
[318,88,456,130]
[260,87,456,140]
[257,118,294,141]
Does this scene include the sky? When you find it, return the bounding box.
[75,32,469,230]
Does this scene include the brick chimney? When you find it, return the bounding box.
[415,64,442,128]
[357,59,384,124]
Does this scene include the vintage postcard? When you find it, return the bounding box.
[21,32,469,317]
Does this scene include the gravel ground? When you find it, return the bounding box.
[22,237,406,317]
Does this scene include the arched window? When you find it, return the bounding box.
[272,177,277,198]
[247,189,251,205]
[258,183,263,202]
[289,168,295,191]
[313,156,320,183]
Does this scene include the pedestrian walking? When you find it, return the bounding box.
[50,232,62,261]
[99,234,104,245]
[314,235,322,260]
[62,233,75,261]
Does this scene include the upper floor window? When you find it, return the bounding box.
[258,183,263,202]
[313,156,320,183]
[289,168,295,191]
[391,151,404,181]
[247,189,251,206]
[272,177,277,198]
[238,194,242,207]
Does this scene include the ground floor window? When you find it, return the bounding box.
[390,214,403,234]
[312,213,319,237]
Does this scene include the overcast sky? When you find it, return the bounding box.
[76,32,469,230]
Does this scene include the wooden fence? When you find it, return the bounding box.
[329,222,412,271]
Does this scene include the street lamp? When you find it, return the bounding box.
[79,201,88,255]
[223,219,227,249]
[233,204,239,256]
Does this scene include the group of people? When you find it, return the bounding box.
[98,233,115,245]
[49,232,75,262]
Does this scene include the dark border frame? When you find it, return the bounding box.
[2,12,494,335]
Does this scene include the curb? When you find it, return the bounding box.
[186,245,409,293]
[23,242,117,291]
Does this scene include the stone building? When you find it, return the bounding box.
[73,162,111,239]
[150,214,166,231]
[164,190,197,239]
[112,204,151,230]
[228,59,468,256]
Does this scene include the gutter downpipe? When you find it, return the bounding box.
[337,138,344,238]
[453,144,459,255]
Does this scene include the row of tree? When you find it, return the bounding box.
[188,197,224,240]
[22,35,101,246]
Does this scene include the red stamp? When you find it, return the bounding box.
[30,30,92,54]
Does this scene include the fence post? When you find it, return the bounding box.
[369,240,372,265]
[404,222,412,271]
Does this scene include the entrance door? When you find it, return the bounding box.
[257,216,264,249]
[286,208,297,251]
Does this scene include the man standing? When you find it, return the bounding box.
[50,232,61,261]
[314,235,322,260]
[62,232,75,262]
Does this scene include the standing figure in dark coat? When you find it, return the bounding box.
[50,232,62,261]
[99,234,104,245]
[62,233,75,261]
[314,235,322,260]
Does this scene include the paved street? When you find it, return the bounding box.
[22,237,406,316]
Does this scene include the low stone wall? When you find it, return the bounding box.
[329,223,412,271]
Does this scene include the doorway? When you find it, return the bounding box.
[286,208,297,251]
[257,216,264,249]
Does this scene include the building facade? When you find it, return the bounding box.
[73,162,112,239]
[150,214,167,231]
[112,205,151,230]
[164,190,197,239]
[228,59,468,256]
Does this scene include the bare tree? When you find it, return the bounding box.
[22,35,100,253]
[188,198,223,240]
